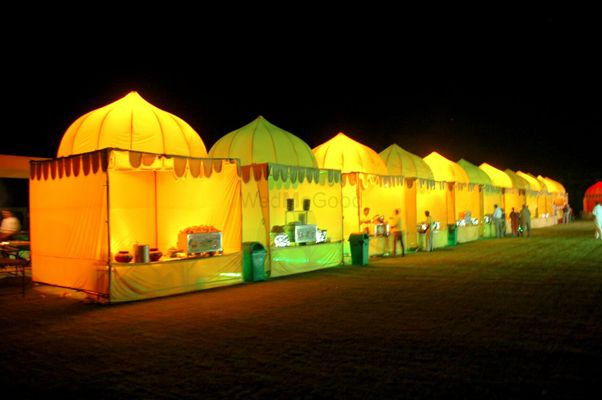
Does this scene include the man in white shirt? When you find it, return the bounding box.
[593,202,602,240]
[493,204,504,238]
[388,208,405,257]
[0,209,21,240]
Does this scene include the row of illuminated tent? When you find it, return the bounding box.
[23,91,570,302]
[208,116,568,249]
[53,92,568,250]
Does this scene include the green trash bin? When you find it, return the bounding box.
[447,224,458,246]
[348,233,369,266]
[242,242,267,282]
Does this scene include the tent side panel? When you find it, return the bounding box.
[537,192,548,216]
[417,181,447,228]
[502,188,516,233]
[30,170,109,294]
[454,184,479,223]
[241,177,269,247]
[109,170,156,254]
[360,175,405,256]
[342,177,360,259]
[441,183,456,225]
[483,187,502,218]
[526,191,539,217]
[155,163,242,254]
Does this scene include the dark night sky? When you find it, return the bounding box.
[3,11,600,212]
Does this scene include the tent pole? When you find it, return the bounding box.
[338,170,344,263]
[105,150,112,300]
[356,172,362,232]
[154,171,158,247]
[237,160,243,255]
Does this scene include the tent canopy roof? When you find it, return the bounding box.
[537,175,566,193]
[479,162,513,188]
[516,171,542,191]
[583,181,602,213]
[423,152,469,183]
[57,91,207,158]
[208,116,317,168]
[379,144,434,179]
[505,169,531,190]
[312,132,388,175]
[457,159,492,185]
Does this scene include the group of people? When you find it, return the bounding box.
[360,207,406,257]
[357,200,601,259]
[493,204,532,238]
[359,207,440,254]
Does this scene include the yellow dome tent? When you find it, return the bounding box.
[378,144,434,180]
[504,169,531,218]
[313,132,388,174]
[479,162,513,189]
[209,116,343,278]
[537,175,569,221]
[515,171,555,227]
[380,144,435,248]
[478,162,516,232]
[30,92,243,303]
[423,152,480,244]
[457,159,503,239]
[58,91,207,158]
[423,152,472,225]
[516,171,543,214]
[538,176,568,205]
[313,133,405,258]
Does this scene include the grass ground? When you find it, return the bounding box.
[1,220,601,399]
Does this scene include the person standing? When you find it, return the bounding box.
[0,209,22,241]
[519,204,532,238]
[493,204,504,238]
[388,208,405,257]
[593,202,602,240]
[509,207,520,236]
[562,204,571,224]
[424,210,434,252]
[360,207,371,234]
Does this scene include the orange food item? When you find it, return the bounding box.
[179,225,220,235]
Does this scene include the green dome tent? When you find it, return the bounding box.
[208,115,317,168]
[210,116,343,278]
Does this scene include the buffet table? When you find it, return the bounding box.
[368,235,388,256]
[417,229,448,251]
[531,216,556,229]
[110,252,242,302]
[457,225,480,243]
[270,241,343,278]
[481,222,495,238]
